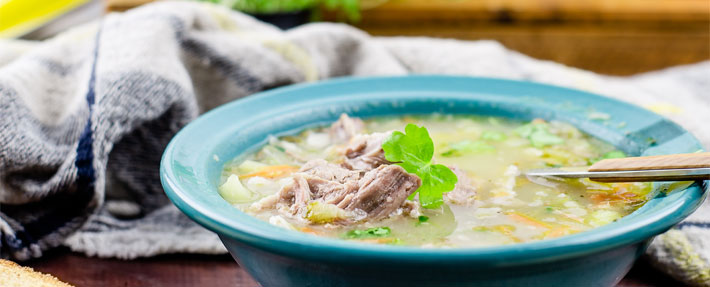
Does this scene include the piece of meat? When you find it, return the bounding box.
[272,159,421,223]
[444,166,477,205]
[248,194,279,212]
[338,165,421,221]
[276,159,360,218]
[329,114,365,143]
[343,132,391,171]
[300,159,360,183]
[277,175,313,216]
[302,175,360,206]
[399,200,422,218]
[298,159,361,204]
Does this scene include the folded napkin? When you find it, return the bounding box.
[0,1,708,285]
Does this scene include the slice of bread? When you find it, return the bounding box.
[0,259,73,287]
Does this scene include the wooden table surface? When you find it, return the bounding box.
[27,247,680,287]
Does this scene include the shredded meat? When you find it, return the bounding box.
[399,200,421,218]
[337,165,421,220]
[275,159,420,222]
[342,132,391,171]
[277,175,312,216]
[329,114,364,143]
[261,115,429,224]
[300,159,359,183]
[444,166,477,205]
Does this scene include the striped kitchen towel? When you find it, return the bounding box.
[0,1,708,285]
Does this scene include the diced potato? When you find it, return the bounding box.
[306,201,347,224]
[305,132,331,149]
[586,210,621,227]
[269,215,296,230]
[246,176,280,196]
[237,160,268,174]
[474,207,501,219]
[218,174,254,204]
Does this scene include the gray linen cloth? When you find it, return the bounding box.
[0,1,708,285]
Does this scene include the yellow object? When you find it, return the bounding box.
[491,225,522,243]
[306,201,347,224]
[0,259,74,287]
[218,174,255,203]
[0,0,90,38]
[645,103,684,115]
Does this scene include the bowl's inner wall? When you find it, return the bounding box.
[207,90,699,188]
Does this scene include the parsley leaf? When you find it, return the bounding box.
[346,227,391,239]
[382,124,458,209]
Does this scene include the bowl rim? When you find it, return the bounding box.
[161,75,707,265]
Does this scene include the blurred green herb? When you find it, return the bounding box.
[440,140,495,157]
[480,130,507,141]
[199,0,361,21]
[602,151,626,159]
[589,150,626,164]
[515,122,564,148]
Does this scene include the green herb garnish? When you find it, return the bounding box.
[416,215,430,226]
[346,227,391,239]
[440,140,495,157]
[382,124,458,209]
[602,151,626,159]
[480,130,507,141]
[589,150,626,164]
[646,137,657,146]
[515,122,564,148]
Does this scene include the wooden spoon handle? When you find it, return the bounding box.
[589,152,710,172]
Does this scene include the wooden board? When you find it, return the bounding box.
[358,0,710,22]
[25,248,681,286]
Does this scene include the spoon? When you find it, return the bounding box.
[526,152,710,182]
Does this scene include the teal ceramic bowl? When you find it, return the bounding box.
[160,76,706,287]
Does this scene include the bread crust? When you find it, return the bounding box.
[0,259,73,287]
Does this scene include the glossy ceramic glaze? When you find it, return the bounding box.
[160,76,707,287]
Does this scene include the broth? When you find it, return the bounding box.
[219,114,653,248]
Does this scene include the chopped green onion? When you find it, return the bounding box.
[346,227,391,239]
[481,131,507,141]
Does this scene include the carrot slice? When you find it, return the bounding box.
[506,212,552,229]
[356,238,398,244]
[558,212,584,223]
[300,227,323,235]
[239,165,298,179]
[545,227,570,238]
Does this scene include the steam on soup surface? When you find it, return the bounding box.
[219,114,652,247]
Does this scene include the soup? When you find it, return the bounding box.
[218,114,653,248]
